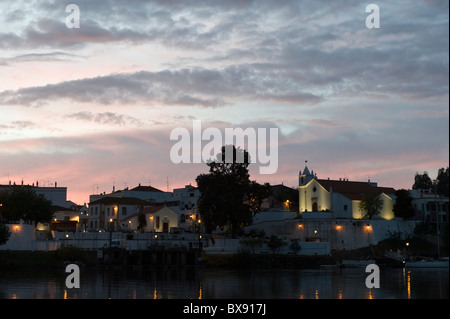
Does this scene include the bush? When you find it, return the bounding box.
[0,223,11,245]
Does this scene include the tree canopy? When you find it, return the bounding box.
[0,223,11,245]
[393,189,415,219]
[436,167,449,196]
[195,145,269,237]
[412,171,433,190]
[0,186,53,225]
[359,193,383,219]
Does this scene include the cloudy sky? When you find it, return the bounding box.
[0,0,448,204]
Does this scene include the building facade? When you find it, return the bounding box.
[410,188,449,223]
[88,196,152,231]
[298,166,396,220]
[172,184,201,230]
[124,205,179,233]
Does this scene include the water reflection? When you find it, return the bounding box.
[0,267,447,299]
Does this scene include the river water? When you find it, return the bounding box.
[0,267,447,299]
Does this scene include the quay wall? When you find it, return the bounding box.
[244,218,418,250]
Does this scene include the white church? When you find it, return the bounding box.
[298,165,396,220]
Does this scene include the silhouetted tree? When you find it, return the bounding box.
[412,171,433,190]
[359,193,383,219]
[196,145,265,237]
[436,167,449,196]
[0,223,11,245]
[0,186,53,226]
[393,189,415,219]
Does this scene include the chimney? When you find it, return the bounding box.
[36,181,39,187]
[55,182,57,188]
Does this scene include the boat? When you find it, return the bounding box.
[405,257,449,269]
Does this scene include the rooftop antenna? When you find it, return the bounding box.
[166,176,170,192]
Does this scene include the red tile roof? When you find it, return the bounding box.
[316,179,395,200]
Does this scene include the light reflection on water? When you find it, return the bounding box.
[0,267,447,299]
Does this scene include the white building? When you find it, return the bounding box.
[0,181,74,208]
[172,184,201,230]
[298,166,396,220]
[123,205,179,233]
[90,184,172,204]
[87,196,152,231]
[410,188,449,223]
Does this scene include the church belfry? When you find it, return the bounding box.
[299,163,314,186]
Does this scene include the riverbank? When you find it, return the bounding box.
[0,237,446,270]
[0,247,97,269]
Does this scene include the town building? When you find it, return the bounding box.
[410,188,449,223]
[89,184,172,204]
[87,196,152,231]
[244,165,418,252]
[0,181,74,208]
[171,184,201,230]
[261,183,299,212]
[123,205,179,233]
[298,166,396,220]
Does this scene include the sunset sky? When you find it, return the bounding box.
[0,0,448,205]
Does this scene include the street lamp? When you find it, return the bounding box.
[109,218,113,248]
[433,180,440,259]
[198,219,202,249]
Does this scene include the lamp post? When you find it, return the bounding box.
[109,218,113,248]
[198,219,202,249]
[433,180,440,259]
[405,242,410,260]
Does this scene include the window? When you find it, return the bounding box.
[180,214,186,223]
[344,205,348,211]
[122,207,127,216]
[95,207,98,215]
[106,207,110,216]
[155,216,160,229]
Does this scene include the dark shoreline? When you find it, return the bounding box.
[1,236,445,270]
[0,248,402,271]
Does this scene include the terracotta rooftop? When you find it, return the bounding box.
[316,179,396,200]
[130,185,164,192]
[89,196,151,206]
